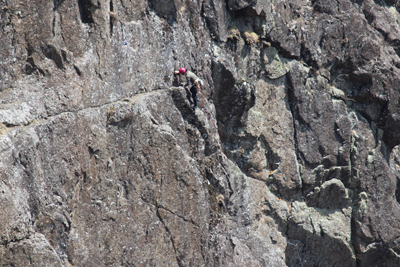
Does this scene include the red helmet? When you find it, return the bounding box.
[179,68,187,74]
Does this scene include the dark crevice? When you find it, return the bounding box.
[300,43,319,70]
[74,65,82,76]
[52,16,56,37]
[27,44,35,57]
[78,0,94,24]
[109,0,115,35]
[82,171,88,183]
[287,71,310,171]
[41,44,64,69]
[211,61,255,150]
[61,50,68,62]
[227,2,258,13]
[0,236,30,246]
[102,216,116,222]
[362,7,375,25]
[53,0,65,11]
[286,72,300,154]
[390,40,400,58]
[329,60,375,103]
[26,57,45,76]
[263,36,299,60]
[150,117,159,125]
[87,145,99,157]
[396,177,400,204]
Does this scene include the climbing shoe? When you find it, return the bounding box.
[192,105,198,110]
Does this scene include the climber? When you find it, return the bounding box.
[174,67,201,110]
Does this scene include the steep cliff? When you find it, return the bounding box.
[1,0,400,266]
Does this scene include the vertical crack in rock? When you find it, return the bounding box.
[156,208,183,267]
[109,0,115,35]
[286,67,306,193]
[78,0,95,24]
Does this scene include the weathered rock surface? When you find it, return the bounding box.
[1,0,400,266]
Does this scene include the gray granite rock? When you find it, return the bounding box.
[1,0,400,266]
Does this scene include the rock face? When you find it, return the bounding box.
[1,0,400,266]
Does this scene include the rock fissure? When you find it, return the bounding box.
[156,207,184,267]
